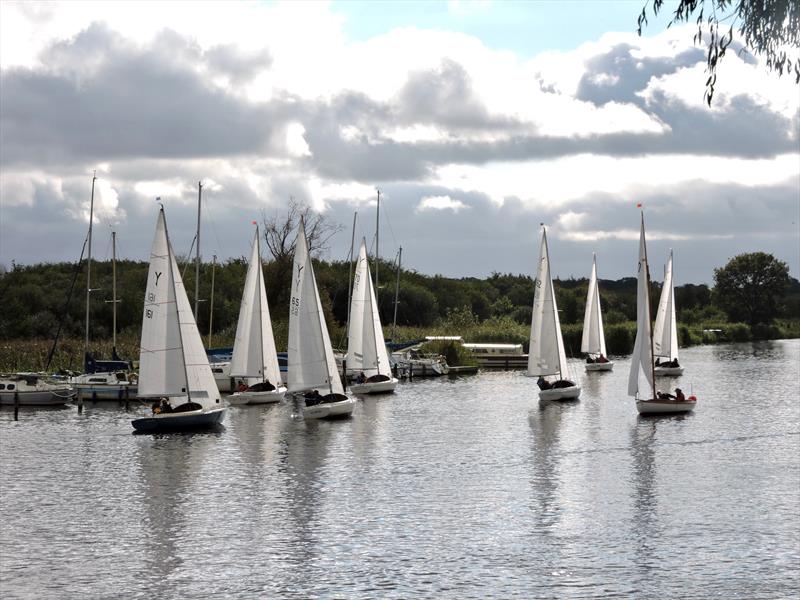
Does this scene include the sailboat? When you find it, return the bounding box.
[347,239,399,394]
[71,174,137,400]
[288,218,356,419]
[527,226,581,401]
[581,253,614,372]
[228,225,286,405]
[629,214,696,414]
[653,249,684,376]
[131,208,227,432]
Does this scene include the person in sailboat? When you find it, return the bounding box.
[158,398,173,413]
[597,354,609,363]
[537,376,552,390]
[675,388,685,402]
[552,379,577,389]
[356,372,366,384]
[236,380,247,392]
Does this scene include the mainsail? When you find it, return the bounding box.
[580,253,607,357]
[653,249,679,362]
[627,214,655,399]
[347,239,391,378]
[527,227,569,378]
[287,219,344,395]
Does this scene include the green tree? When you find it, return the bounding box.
[712,252,790,326]
[637,0,799,105]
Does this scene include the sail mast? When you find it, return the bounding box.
[84,172,96,360]
[392,246,402,341]
[255,225,265,383]
[642,212,656,396]
[345,212,358,345]
[542,227,564,379]
[194,181,202,320]
[164,209,192,403]
[208,254,216,347]
[375,189,380,292]
[111,230,117,351]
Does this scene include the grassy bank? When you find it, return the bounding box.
[2,319,798,373]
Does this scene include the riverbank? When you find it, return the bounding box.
[2,319,798,372]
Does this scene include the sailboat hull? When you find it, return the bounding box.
[350,378,398,395]
[539,385,581,401]
[228,387,286,405]
[131,407,227,432]
[636,399,695,414]
[585,361,614,372]
[654,366,684,376]
[301,395,356,419]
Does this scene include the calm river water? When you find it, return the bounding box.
[1,340,799,599]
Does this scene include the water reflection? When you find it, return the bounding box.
[134,431,222,592]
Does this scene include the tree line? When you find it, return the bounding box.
[0,248,796,345]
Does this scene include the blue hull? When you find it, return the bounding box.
[131,408,226,433]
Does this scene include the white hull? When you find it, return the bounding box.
[350,378,398,395]
[539,385,581,401]
[73,383,137,400]
[636,398,696,414]
[228,387,286,405]
[302,396,356,419]
[654,366,684,376]
[585,361,614,372]
[211,362,233,392]
[0,388,75,406]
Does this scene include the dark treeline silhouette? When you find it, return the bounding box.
[1,253,797,342]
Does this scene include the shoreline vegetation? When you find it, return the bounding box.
[2,319,799,374]
[1,255,797,373]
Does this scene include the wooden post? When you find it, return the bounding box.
[342,359,347,391]
[78,388,83,414]
[14,390,19,421]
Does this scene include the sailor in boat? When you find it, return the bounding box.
[236,380,247,392]
[356,372,366,384]
[247,379,275,392]
[304,389,324,406]
[675,388,686,401]
[537,376,552,390]
[152,398,173,414]
[586,353,609,364]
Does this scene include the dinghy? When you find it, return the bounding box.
[629,214,696,415]
[528,226,580,401]
[288,218,355,419]
[131,208,226,432]
[653,249,684,376]
[228,226,286,405]
[581,254,614,372]
[347,239,398,394]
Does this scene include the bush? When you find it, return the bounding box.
[418,340,477,367]
[605,323,635,355]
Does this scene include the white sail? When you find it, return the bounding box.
[628,215,655,398]
[653,249,679,362]
[347,239,391,377]
[230,227,282,385]
[287,219,344,395]
[580,253,607,356]
[527,227,569,378]
[139,209,220,409]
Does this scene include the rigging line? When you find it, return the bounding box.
[379,197,399,250]
[45,233,89,372]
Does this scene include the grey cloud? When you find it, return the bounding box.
[204,44,272,85]
[0,24,283,168]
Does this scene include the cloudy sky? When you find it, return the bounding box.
[1,0,798,284]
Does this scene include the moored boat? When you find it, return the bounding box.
[0,373,75,406]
